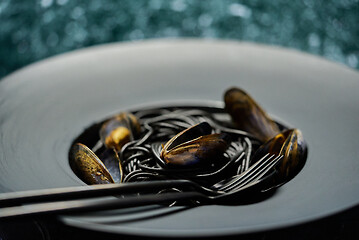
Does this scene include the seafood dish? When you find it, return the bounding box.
[69,87,307,204]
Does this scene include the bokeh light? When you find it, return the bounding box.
[0,0,358,79]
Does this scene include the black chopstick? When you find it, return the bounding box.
[0,191,204,220]
[0,179,194,207]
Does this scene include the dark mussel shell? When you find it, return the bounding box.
[100,112,141,151]
[69,143,115,184]
[160,122,230,167]
[224,87,280,142]
[251,129,307,185]
[97,147,123,183]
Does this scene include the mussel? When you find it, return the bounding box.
[97,147,123,183]
[100,112,141,151]
[69,143,123,184]
[224,87,280,142]
[251,129,307,185]
[160,122,230,167]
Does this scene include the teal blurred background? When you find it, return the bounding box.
[0,0,358,80]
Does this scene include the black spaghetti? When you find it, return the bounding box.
[70,88,307,200]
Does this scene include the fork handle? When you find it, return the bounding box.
[0,180,195,207]
[0,191,204,220]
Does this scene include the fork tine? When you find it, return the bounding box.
[229,155,283,192]
[215,153,273,191]
[217,154,281,192]
[226,154,282,192]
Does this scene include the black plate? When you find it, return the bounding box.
[1,40,359,237]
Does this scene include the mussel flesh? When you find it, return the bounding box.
[160,122,230,167]
[69,143,116,184]
[100,112,141,151]
[224,87,280,142]
[251,129,307,184]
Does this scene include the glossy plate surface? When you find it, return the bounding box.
[0,39,359,237]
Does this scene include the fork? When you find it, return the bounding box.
[0,154,282,220]
[213,153,282,192]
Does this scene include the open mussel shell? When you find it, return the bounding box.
[69,143,115,185]
[160,122,230,167]
[251,129,307,185]
[100,112,141,151]
[224,87,280,142]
